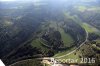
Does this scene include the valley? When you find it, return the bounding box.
[0,0,100,66]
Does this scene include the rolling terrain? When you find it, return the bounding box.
[0,0,100,66]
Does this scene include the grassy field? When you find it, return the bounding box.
[75,5,100,12]
[31,39,49,51]
[49,21,74,47]
[82,23,99,33]
[76,6,87,12]
[63,11,75,20]
[82,23,100,36]
[54,47,76,57]
[59,27,74,47]
[56,50,81,63]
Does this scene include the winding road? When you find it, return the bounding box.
[9,29,88,66]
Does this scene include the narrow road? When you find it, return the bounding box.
[55,30,88,58]
[9,28,89,66]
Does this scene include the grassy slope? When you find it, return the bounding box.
[31,9,99,61]
[31,39,49,51]
[82,23,99,33]
[82,23,100,36]
[64,9,100,34]
[56,50,81,63]
[35,21,75,57]
[75,5,100,12]
[49,22,74,47]
[30,21,74,54]
[54,12,79,57]
[59,27,74,47]
[77,6,87,12]
[56,9,100,62]
[53,11,88,59]
[54,47,76,57]
[54,11,81,61]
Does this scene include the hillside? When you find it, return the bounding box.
[0,0,100,66]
